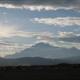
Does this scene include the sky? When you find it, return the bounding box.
[0,0,80,57]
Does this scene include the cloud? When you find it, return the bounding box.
[35,32,53,42]
[58,32,77,38]
[36,31,80,49]
[32,17,80,26]
[0,4,77,11]
[0,24,53,40]
[1,27,80,57]
[60,36,80,43]
[58,32,80,43]
[0,41,31,57]
[12,31,54,40]
[56,40,80,49]
[1,24,80,45]
[0,25,54,57]
[0,26,16,38]
[57,32,80,49]
[0,0,80,11]
[40,31,80,49]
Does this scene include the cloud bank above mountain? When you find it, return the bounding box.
[32,17,80,26]
[0,0,80,11]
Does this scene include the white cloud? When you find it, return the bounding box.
[0,0,80,11]
[32,17,80,26]
[0,26,16,38]
[58,31,80,44]
[58,32,77,38]
[0,25,53,39]
[0,3,79,12]
[0,26,54,57]
[58,41,80,49]
[0,42,32,57]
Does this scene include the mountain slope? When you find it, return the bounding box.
[0,57,62,66]
[6,42,80,59]
[1,56,80,66]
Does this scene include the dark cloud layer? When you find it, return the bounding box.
[60,36,80,43]
[0,0,79,11]
[0,0,80,6]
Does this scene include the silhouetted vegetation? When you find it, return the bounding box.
[0,64,80,79]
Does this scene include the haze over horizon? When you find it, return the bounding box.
[0,0,80,58]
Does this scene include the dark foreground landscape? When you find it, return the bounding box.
[0,64,80,80]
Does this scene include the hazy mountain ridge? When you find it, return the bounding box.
[0,56,80,66]
[6,42,80,59]
[0,57,63,66]
[0,42,78,66]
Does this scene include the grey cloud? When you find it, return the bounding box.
[58,32,80,43]
[59,36,80,43]
[0,0,79,5]
[32,17,80,26]
[0,0,80,11]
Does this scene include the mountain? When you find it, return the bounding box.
[1,56,80,66]
[6,42,80,59]
[1,42,80,66]
[63,56,80,64]
[0,57,62,66]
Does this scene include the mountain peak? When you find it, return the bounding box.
[32,42,52,48]
[6,42,80,59]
